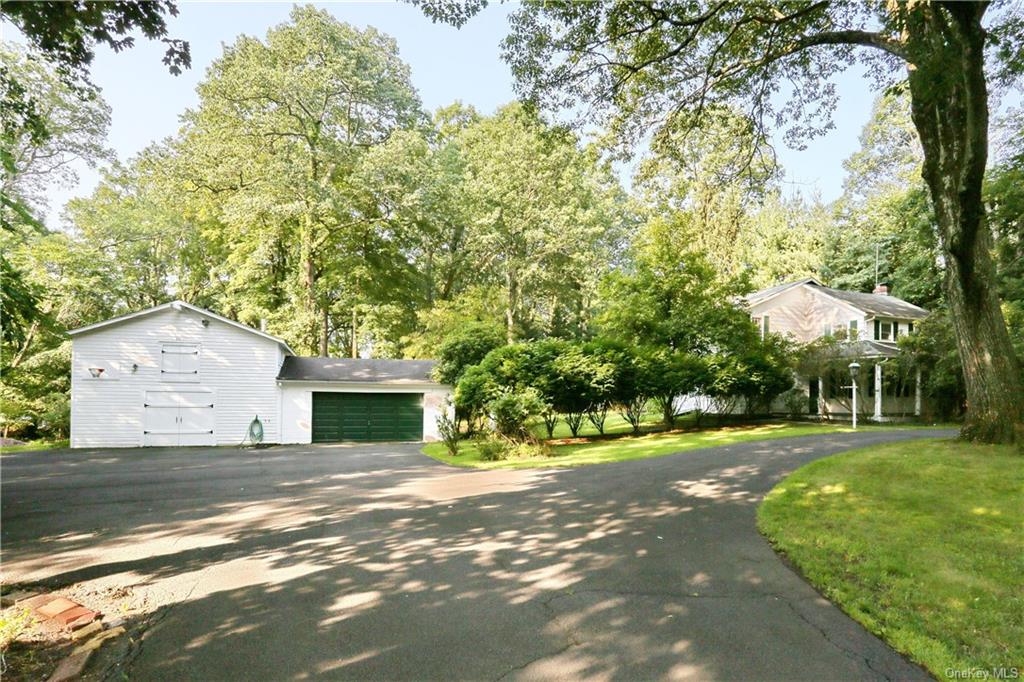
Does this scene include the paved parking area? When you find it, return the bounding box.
[1,430,950,680]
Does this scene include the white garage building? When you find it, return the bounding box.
[68,301,451,448]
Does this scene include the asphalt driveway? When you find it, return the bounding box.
[1,429,952,680]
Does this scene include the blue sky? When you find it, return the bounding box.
[29,1,885,224]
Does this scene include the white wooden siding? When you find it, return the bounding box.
[748,286,866,343]
[71,307,285,448]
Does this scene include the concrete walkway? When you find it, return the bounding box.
[1,429,952,680]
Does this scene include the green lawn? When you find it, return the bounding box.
[423,421,919,469]
[526,410,666,439]
[1,439,69,454]
[758,439,1023,680]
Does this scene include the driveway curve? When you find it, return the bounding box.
[1,429,953,680]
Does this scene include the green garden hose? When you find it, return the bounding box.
[245,415,264,446]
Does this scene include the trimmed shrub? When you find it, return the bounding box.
[488,388,546,439]
[434,323,506,386]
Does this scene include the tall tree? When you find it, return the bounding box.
[1,44,112,347]
[598,216,755,355]
[634,105,777,279]
[422,0,1024,443]
[458,103,628,342]
[1,43,113,217]
[743,191,826,289]
[824,92,942,308]
[1,0,187,178]
[179,6,423,355]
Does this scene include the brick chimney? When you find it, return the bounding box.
[873,283,889,296]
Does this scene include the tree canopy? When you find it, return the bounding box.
[418,0,1024,443]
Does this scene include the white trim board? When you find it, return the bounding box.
[68,300,295,354]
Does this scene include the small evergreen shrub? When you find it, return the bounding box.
[436,403,461,456]
[488,388,545,438]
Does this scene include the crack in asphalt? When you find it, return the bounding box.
[103,567,210,681]
[493,585,906,681]
[780,594,894,682]
[493,592,583,682]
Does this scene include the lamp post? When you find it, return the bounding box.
[848,362,860,430]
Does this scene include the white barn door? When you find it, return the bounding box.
[144,389,215,446]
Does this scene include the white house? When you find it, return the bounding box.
[68,301,451,448]
[743,277,929,420]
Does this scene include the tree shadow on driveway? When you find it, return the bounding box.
[2,432,946,680]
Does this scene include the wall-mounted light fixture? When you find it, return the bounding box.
[201,318,210,327]
[132,363,139,374]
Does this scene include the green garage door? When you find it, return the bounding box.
[312,392,423,442]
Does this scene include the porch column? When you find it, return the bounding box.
[818,377,826,416]
[873,362,883,421]
[914,367,922,417]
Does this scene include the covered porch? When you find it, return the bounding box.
[807,340,922,421]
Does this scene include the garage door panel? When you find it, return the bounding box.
[312,392,423,442]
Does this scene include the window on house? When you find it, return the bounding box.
[825,374,839,399]
[752,316,770,338]
[908,321,914,334]
[826,369,849,399]
[848,320,858,338]
[822,322,833,338]
[882,372,914,397]
[876,320,893,341]
[161,343,200,381]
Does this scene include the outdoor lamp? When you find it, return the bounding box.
[848,362,860,429]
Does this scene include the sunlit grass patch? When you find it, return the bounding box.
[0,439,69,454]
[422,421,912,470]
[758,439,1023,680]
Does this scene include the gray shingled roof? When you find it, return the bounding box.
[811,284,929,319]
[834,340,902,359]
[745,278,928,320]
[277,357,439,383]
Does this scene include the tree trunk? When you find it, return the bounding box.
[905,3,1024,443]
[320,304,329,357]
[301,220,319,356]
[351,306,358,359]
[9,319,38,370]
[505,268,518,344]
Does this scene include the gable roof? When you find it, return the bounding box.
[744,278,928,320]
[67,300,295,354]
[744,277,824,304]
[277,357,440,384]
